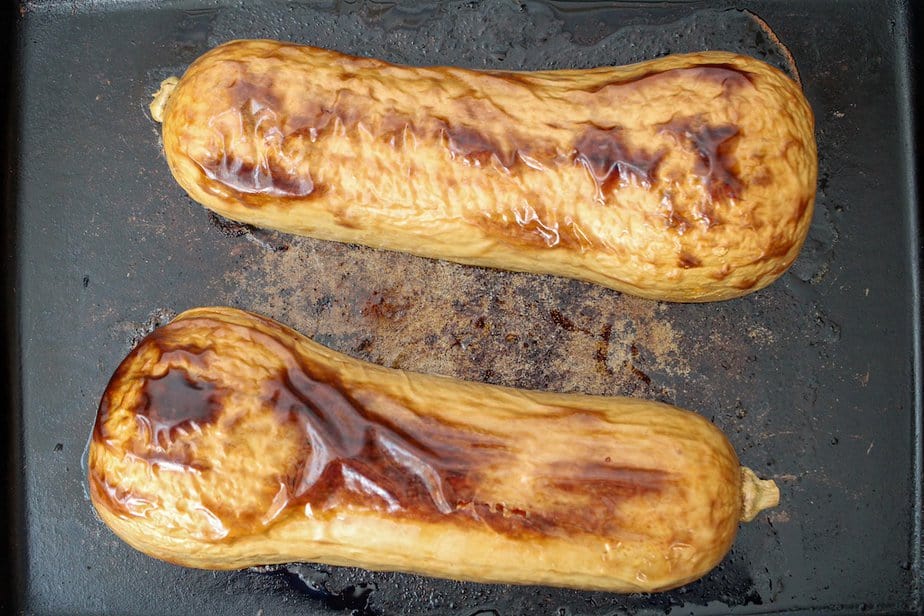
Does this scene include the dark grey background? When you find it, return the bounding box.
[3,0,921,614]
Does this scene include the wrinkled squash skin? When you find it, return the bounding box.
[89,307,779,592]
[152,40,816,302]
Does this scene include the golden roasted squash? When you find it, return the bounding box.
[89,307,779,592]
[151,40,816,302]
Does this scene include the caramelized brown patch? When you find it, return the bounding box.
[733,277,759,290]
[136,367,225,448]
[199,154,310,197]
[793,195,812,222]
[752,169,774,187]
[90,337,230,516]
[573,126,663,191]
[260,356,669,538]
[198,83,336,201]
[95,356,142,446]
[536,462,668,534]
[333,104,363,132]
[445,125,517,168]
[94,336,210,440]
[259,364,507,520]
[229,79,282,112]
[689,64,755,90]
[197,156,323,200]
[662,119,742,199]
[471,201,592,251]
[660,192,716,233]
[545,462,667,496]
[664,209,691,234]
[696,202,720,229]
[758,233,794,262]
[484,71,536,89]
[583,64,754,94]
[678,253,702,269]
[284,104,334,139]
[378,115,411,147]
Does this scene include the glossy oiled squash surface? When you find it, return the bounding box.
[89,307,779,592]
[153,40,817,301]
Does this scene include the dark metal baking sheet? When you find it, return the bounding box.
[2,0,922,614]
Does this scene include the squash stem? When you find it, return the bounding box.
[149,77,180,123]
[739,466,780,522]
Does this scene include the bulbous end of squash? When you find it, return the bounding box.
[739,466,780,522]
[150,77,179,123]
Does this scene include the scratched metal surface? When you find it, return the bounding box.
[5,0,921,614]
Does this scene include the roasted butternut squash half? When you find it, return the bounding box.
[89,307,779,592]
[151,40,816,301]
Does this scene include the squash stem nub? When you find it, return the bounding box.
[739,466,780,522]
[149,77,180,123]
